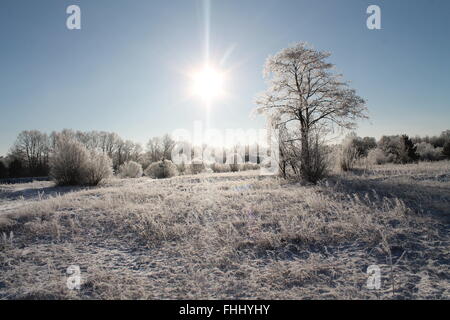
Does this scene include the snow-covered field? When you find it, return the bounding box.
[0,162,449,299]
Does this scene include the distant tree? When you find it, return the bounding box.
[8,158,25,178]
[415,142,443,161]
[443,141,450,159]
[340,134,359,171]
[146,137,163,163]
[360,137,377,155]
[256,43,367,182]
[161,134,175,160]
[378,135,402,163]
[367,148,389,165]
[378,135,419,164]
[10,130,50,176]
[399,135,419,163]
[0,161,8,179]
[441,130,450,140]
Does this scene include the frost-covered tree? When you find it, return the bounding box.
[256,43,367,182]
[398,135,419,164]
[443,141,450,159]
[0,160,7,179]
[415,142,443,161]
[161,134,175,160]
[146,137,163,163]
[10,130,50,176]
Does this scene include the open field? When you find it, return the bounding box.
[0,161,449,299]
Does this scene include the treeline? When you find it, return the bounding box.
[340,130,450,171]
[0,129,263,179]
[0,130,141,179]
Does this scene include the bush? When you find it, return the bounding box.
[443,141,450,159]
[144,160,178,179]
[242,163,260,171]
[340,136,359,172]
[84,152,114,186]
[190,159,205,174]
[176,161,187,175]
[416,142,443,161]
[50,136,113,186]
[398,135,419,163]
[211,163,231,173]
[377,135,419,164]
[229,163,240,172]
[367,148,390,165]
[300,141,329,183]
[118,161,143,178]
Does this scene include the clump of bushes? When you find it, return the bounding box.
[118,161,143,178]
[242,163,260,171]
[415,142,443,161]
[190,159,205,174]
[229,163,241,172]
[176,161,187,175]
[444,141,450,159]
[50,136,113,186]
[144,160,178,179]
[210,162,260,173]
[211,163,231,173]
[340,136,359,172]
[377,135,419,164]
[367,148,390,165]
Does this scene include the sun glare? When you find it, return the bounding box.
[191,66,225,101]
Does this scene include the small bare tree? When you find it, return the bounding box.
[256,43,367,182]
[10,130,50,176]
[146,137,163,163]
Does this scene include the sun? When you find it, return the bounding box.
[191,66,225,101]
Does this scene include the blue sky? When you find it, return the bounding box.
[1,0,449,155]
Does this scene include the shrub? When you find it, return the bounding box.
[415,142,443,161]
[118,161,143,178]
[398,135,419,163]
[144,160,178,179]
[177,161,187,175]
[50,136,113,186]
[378,135,419,164]
[242,163,260,171]
[50,137,90,185]
[190,159,205,174]
[367,148,390,165]
[378,135,402,163]
[83,152,114,186]
[340,136,359,172]
[211,163,231,173]
[300,140,329,183]
[229,163,240,172]
[443,141,450,159]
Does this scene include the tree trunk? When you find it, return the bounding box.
[300,126,310,178]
